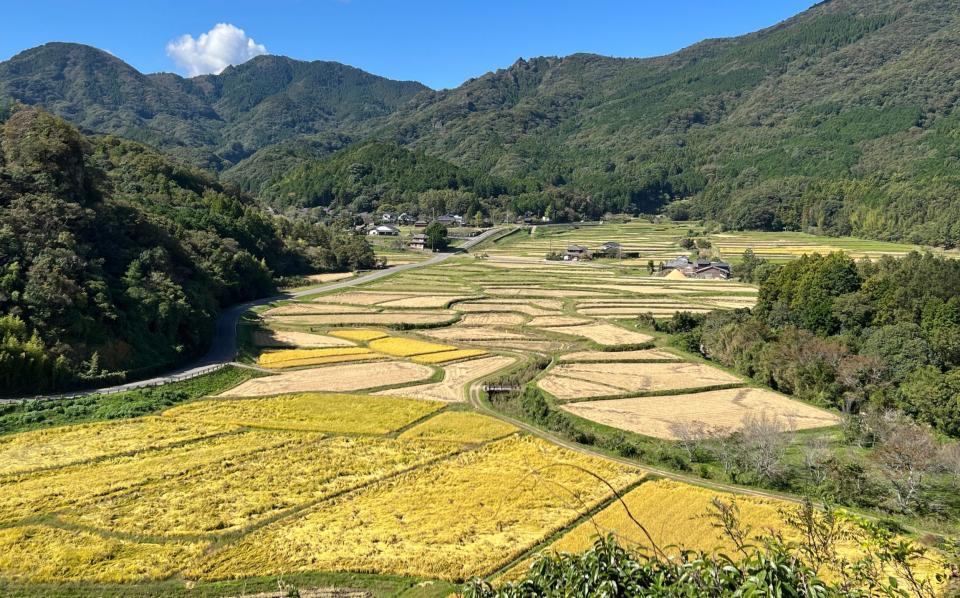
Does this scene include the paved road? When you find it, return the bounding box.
[9,227,507,403]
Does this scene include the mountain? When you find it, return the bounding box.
[4,0,960,246]
[0,43,428,170]
[377,0,960,245]
[0,107,374,396]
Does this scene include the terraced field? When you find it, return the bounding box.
[7,219,907,595]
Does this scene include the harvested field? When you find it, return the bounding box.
[262,304,375,316]
[468,340,569,352]
[61,435,458,537]
[539,362,742,400]
[548,322,654,346]
[472,298,564,310]
[313,291,415,305]
[327,329,388,342]
[257,347,378,369]
[0,417,236,477]
[168,393,444,435]
[368,337,456,357]
[305,272,355,284]
[484,287,613,298]
[453,302,558,316]
[527,315,593,327]
[420,327,530,342]
[375,295,475,308]
[458,312,527,327]
[252,330,354,348]
[398,411,517,444]
[193,436,641,582]
[377,355,516,402]
[537,376,626,400]
[411,349,489,364]
[698,297,759,309]
[559,349,682,362]
[267,312,454,326]
[579,307,713,318]
[217,362,435,396]
[561,387,839,439]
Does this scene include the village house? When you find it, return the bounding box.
[380,212,396,223]
[435,214,463,227]
[368,225,400,236]
[398,213,416,225]
[409,233,428,250]
[414,219,428,228]
[564,244,592,261]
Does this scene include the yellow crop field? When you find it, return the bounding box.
[411,348,488,363]
[328,328,388,341]
[218,361,434,396]
[398,411,517,444]
[165,393,444,435]
[60,435,458,537]
[368,336,457,357]
[0,525,208,584]
[0,417,236,477]
[256,347,379,369]
[193,435,642,582]
[0,431,296,525]
[549,479,785,557]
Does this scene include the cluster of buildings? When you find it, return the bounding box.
[562,241,640,261]
[659,256,731,279]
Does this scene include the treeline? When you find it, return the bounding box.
[681,252,960,436]
[0,107,373,396]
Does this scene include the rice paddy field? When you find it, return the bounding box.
[10,218,943,595]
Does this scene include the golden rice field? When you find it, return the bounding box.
[192,435,642,582]
[560,388,839,439]
[328,328,388,341]
[0,431,294,524]
[58,435,460,537]
[397,411,518,444]
[256,347,380,369]
[219,361,435,396]
[368,336,457,357]
[0,417,236,477]
[166,393,444,434]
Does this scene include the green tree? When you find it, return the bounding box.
[425,221,448,252]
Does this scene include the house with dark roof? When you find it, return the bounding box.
[368,225,400,236]
[564,244,592,261]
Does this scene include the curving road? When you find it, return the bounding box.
[8,227,508,403]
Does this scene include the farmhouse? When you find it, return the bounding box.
[597,241,621,258]
[409,233,428,250]
[564,244,592,261]
[436,214,464,226]
[660,256,731,279]
[368,225,400,236]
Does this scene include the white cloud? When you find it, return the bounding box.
[166,23,267,76]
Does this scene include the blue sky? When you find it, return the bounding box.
[2,1,815,89]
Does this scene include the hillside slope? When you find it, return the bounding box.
[0,107,372,396]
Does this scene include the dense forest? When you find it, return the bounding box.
[3,0,960,247]
[0,107,373,396]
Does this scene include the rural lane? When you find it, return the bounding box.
[7,227,507,403]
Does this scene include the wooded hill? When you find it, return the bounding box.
[0,107,373,396]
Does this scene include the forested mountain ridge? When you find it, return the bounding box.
[0,106,373,396]
[0,43,427,170]
[4,0,960,245]
[377,0,960,245]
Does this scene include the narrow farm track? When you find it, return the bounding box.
[8,227,507,403]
